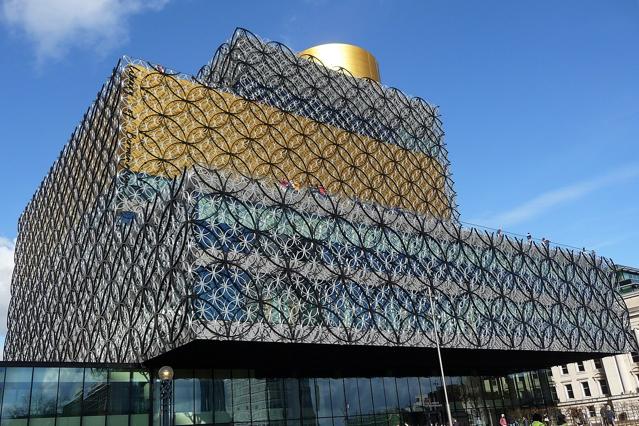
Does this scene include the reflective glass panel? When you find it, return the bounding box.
[130,371,150,426]
[194,369,213,424]
[299,378,316,420]
[57,368,84,426]
[382,377,399,413]
[1,367,33,426]
[0,368,4,414]
[107,370,130,426]
[315,378,332,418]
[83,368,108,426]
[284,378,300,420]
[406,377,421,412]
[213,370,232,424]
[131,370,150,412]
[444,376,462,410]
[174,369,194,425]
[249,377,268,423]
[357,378,373,416]
[329,379,345,418]
[30,367,59,426]
[370,377,386,414]
[231,370,250,423]
[265,378,285,421]
[152,379,160,426]
[395,377,411,413]
[343,378,359,418]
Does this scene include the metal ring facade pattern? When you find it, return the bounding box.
[4,30,632,363]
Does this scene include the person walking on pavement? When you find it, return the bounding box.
[500,414,508,426]
[603,405,615,426]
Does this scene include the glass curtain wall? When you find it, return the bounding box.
[154,369,555,426]
[0,366,150,426]
[0,365,554,426]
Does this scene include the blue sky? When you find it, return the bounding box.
[0,0,638,349]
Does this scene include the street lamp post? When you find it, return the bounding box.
[428,285,453,426]
[158,366,174,426]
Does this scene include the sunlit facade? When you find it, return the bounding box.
[2,29,633,426]
[549,265,639,423]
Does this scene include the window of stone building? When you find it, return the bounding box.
[561,365,569,375]
[565,384,574,399]
[588,406,596,417]
[593,359,603,369]
[581,381,591,397]
[577,361,586,372]
[599,379,610,396]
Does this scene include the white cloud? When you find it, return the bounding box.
[1,0,168,61]
[473,164,639,228]
[0,236,15,361]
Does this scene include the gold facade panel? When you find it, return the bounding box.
[298,43,381,82]
[122,66,451,218]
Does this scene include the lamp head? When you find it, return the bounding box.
[158,366,174,381]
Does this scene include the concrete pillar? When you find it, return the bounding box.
[602,356,625,395]
[615,354,636,394]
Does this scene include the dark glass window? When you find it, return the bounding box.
[30,367,59,426]
[530,371,544,404]
[593,359,603,369]
[599,379,610,396]
[57,368,84,426]
[265,378,285,422]
[1,367,33,426]
[498,377,514,408]
[560,365,569,375]
[299,378,316,420]
[284,378,300,420]
[576,361,586,372]
[565,384,574,399]
[581,381,591,397]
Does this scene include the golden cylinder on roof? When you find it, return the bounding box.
[298,43,381,82]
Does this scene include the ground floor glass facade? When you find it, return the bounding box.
[152,369,556,426]
[0,366,149,426]
[0,364,556,426]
